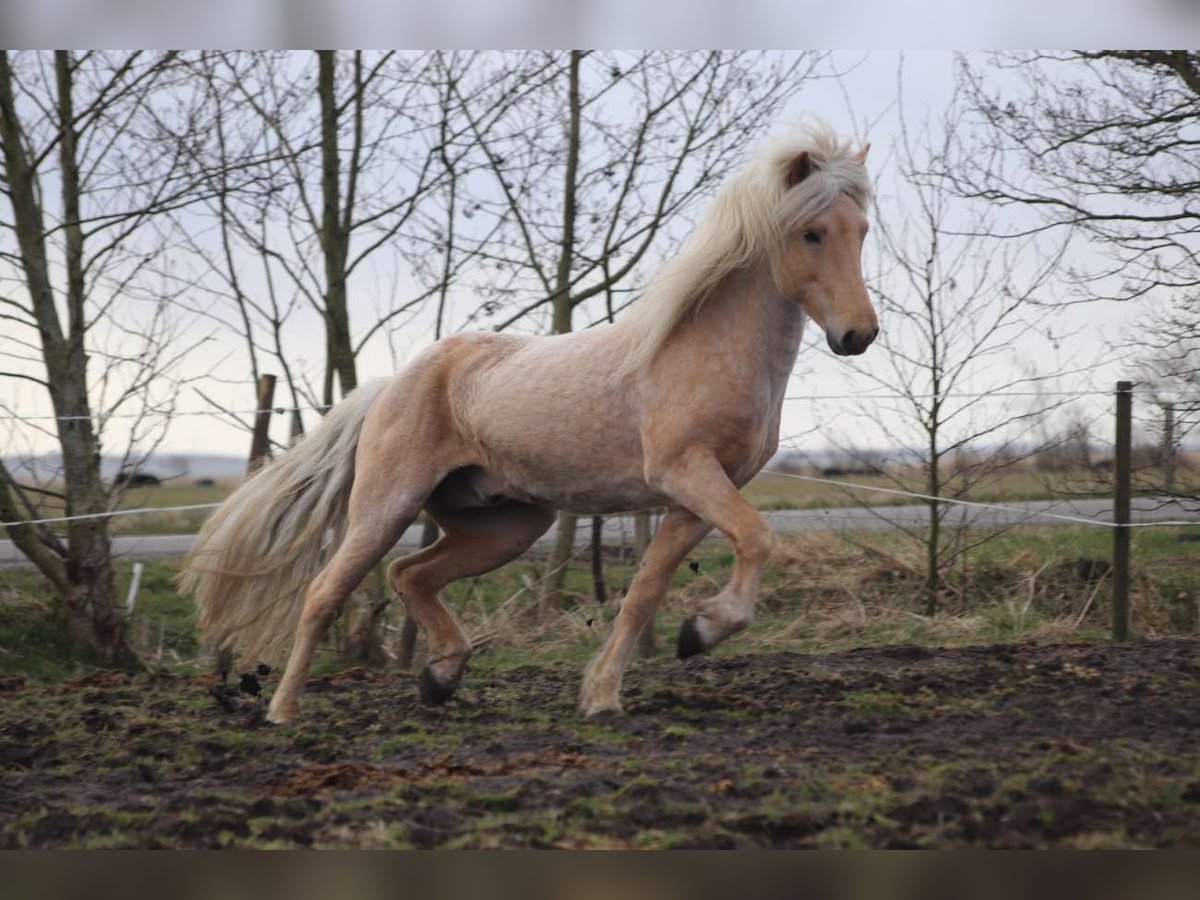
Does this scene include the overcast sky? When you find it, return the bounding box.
[4,1,1197,50]
[3,50,1155,466]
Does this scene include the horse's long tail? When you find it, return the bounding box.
[179,378,389,666]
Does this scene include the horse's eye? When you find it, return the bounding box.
[803,230,821,245]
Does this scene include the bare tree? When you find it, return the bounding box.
[953,51,1200,509]
[952,51,1199,304]
[0,51,221,661]
[167,51,534,662]
[837,86,1072,615]
[177,52,477,413]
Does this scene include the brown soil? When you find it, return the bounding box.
[3,640,1200,848]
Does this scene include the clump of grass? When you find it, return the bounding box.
[0,585,99,681]
[0,558,204,681]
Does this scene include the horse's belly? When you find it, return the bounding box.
[490,464,664,515]
[466,381,656,512]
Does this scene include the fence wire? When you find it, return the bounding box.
[3,384,1195,423]
[758,468,1200,529]
[2,383,1198,531]
[3,475,1198,530]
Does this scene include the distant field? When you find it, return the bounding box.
[14,481,235,536]
[9,463,1190,536]
[743,468,1109,510]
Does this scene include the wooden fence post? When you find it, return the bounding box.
[248,374,277,473]
[1163,401,1176,492]
[1112,381,1132,642]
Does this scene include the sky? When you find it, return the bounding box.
[4,0,1198,49]
[0,50,1167,469]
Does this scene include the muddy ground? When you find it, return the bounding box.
[3,640,1200,848]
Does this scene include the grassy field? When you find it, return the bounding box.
[3,521,1200,848]
[2,523,1200,848]
[743,467,1130,510]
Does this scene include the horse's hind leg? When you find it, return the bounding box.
[387,500,555,705]
[267,472,439,724]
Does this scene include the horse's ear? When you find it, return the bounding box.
[787,151,813,188]
[854,142,871,164]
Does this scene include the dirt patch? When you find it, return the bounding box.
[3,640,1200,848]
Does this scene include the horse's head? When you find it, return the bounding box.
[771,144,878,356]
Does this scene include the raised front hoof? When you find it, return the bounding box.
[676,616,708,660]
[418,667,458,706]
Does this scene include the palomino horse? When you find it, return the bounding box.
[180,125,878,724]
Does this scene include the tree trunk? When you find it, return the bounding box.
[396,607,420,672]
[344,565,389,666]
[318,50,357,403]
[590,515,608,604]
[634,510,658,657]
[924,496,941,617]
[539,513,578,618]
[537,51,583,619]
[0,51,131,665]
[924,416,942,617]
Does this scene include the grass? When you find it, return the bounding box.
[10,480,233,536]
[106,482,232,535]
[0,559,200,681]
[2,519,1198,684]
[742,466,1167,510]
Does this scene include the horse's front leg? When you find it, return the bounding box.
[650,451,774,659]
[580,508,710,717]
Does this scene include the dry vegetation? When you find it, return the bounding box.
[5,523,1195,683]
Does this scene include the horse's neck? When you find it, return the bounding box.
[679,266,806,389]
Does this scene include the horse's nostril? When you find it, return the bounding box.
[871,326,880,339]
[841,330,857,352]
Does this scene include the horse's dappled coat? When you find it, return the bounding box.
[179,123,878,723]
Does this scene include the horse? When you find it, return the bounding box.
[179,125,878,724]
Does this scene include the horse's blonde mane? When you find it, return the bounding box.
[617,124,872,377]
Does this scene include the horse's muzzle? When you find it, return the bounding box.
[828,326,879,356]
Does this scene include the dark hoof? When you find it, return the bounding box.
[676,617,707,660]
[418,668,456,706]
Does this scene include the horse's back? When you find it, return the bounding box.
[415,325,652,512]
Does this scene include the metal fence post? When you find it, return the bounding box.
[1113,381,1132,642]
